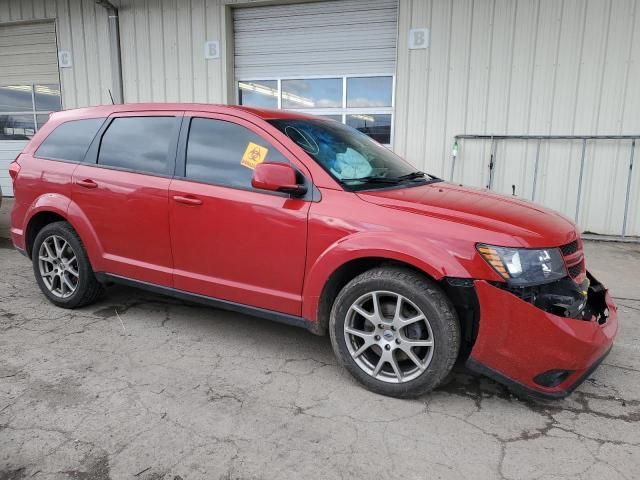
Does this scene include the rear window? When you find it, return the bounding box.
[35,118,105,162]
[97,116,176,175]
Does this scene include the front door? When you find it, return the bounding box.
[71,113,182,286]
[168,113,311,315]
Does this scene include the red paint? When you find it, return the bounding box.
[9,103,618,397]
[469,280,617,395]
[251,162,301,194]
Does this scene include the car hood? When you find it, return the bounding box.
[356,182,578,248]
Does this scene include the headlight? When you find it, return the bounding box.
[477,244,567,286]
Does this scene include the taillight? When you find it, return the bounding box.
[8,158,21,186]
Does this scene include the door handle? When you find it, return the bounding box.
[76,179,98,189]
[172,195,203,206]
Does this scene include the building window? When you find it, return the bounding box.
[0,84,61,140]
[238,75,394,145]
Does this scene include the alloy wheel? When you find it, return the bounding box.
[343,290,435,383]
[38,235,79,299]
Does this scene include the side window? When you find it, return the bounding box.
[35,118,105,162]
[185,117,289,189]
[98,116,176,175]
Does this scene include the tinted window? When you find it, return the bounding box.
[35,118,105,162]
[186,118,288,189]
[98,117,176,175]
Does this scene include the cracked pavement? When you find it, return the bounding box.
[1,235,639,479]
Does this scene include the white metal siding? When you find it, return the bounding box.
[233,0,398,79]
[116,0,229,104]
[394,0,640,236]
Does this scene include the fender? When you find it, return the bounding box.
[23,194,105,271]
[21,193,72,253]
[301,231,474,322]
[65,199,106,270]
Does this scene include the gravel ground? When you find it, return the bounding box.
[1,229,639,479]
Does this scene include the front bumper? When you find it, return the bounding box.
[466,272,618,400]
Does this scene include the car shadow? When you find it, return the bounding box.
[87,283,578,410]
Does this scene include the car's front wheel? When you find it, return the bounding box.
[32,221,102,308]
[329,267,460,398]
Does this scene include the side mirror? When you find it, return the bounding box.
[251,162,308,197]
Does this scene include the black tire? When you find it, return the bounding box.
[32,221,103,308]
[329,267,460,398]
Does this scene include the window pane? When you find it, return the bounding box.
[98,117,175,175]
[186,118,288,189]
[36,114,50,131]
[36,118,105,162]
[281,78,341,109]
[0,85,33,113]
[238,80,278,108]
[346,77,393,108]
[0,114,35,140]
[346,114,391,144]
[316,115,343,122]
[34,84,62,111]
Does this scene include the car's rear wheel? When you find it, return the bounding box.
[32,221,102,308]
[329,267,460,398]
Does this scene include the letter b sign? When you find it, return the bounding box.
[204,41,220,59]
[408,28,430,50]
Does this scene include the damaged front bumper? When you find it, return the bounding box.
[465,272,618,400]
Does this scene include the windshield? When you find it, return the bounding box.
[267,118,440,191]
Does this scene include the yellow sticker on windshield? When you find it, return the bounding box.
[241,142,268,170]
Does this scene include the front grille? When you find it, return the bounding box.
[568,259,584,278]
[560,240,579,256]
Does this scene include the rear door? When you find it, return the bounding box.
[168,112,312,315]
[71,112,182,286]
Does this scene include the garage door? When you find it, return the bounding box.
[0,20,61,197]
[233,0,398,145]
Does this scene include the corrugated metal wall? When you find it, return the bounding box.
[117,0,230,104]
[394,0,640,236]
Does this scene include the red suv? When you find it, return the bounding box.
[9,104,617,399]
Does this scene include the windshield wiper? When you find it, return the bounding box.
[395,171,427,180]
[342,175,402,184]
[393,171,443,184]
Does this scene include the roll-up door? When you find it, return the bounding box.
[0,20,61,196]
[233,0,398,79]
[233,0,398,146]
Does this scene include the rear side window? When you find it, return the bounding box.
[98,116,176,175]
[185,117,288,189]
[35,118,104,162]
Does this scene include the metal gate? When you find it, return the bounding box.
[449,135,639,239]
